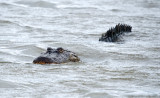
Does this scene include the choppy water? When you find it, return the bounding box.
[0,0,160,97]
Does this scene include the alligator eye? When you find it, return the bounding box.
[57,47,64,53]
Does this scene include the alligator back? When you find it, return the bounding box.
[99,23,132,42]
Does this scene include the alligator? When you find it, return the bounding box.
[33,47,80,64]
[33,24,132,64]
[99,23,132,42]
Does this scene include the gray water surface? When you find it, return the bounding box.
[0,0,160,97]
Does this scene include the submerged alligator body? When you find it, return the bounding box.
[33,47,80,64]
[99,24,132,42]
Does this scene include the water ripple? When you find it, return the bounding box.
[0,0,160,97]
[15,1,57,9]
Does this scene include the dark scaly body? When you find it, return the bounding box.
[99,23,132,42]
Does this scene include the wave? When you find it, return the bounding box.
[0,19,15,24]
[15,0,57,9]
[0,2,11,6]
[0,80,18,88]
[0,45,46,64]
[0,19,23,28]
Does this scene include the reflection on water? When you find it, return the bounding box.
[0,0,160,97]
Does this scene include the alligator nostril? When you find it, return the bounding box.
[47,47,53,54]
[47,47,52,51]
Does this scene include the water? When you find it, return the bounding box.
[0,0,160,97]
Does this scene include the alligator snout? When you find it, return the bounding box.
[33,57,53,64]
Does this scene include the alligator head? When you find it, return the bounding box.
[33,47,80,64]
